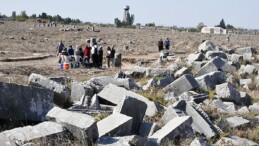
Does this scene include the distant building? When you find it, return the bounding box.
[201,27,227,34]
[123,5,130,24]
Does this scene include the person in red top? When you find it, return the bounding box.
[83,45,91,68]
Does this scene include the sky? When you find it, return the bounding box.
[0,0,258,29]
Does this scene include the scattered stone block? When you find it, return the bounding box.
[0,82,53,121]
[190,138,211,146]
[237,106,250,114]
[195,57,236,77]
[174,67,190,78]
[231,54,243,64]
[236,47,254,62]
[162,74,199,96]
[70,81,94,102]
[156,76,174,88]
[97,83,158,117]
[149,116,193,145]
[195,71,226,91]
[178,91,208,103]
[49,76,72,85]
[114,96,147,134]
[249,104,259,113]
[244,64,257,75]
[0,122,68,145]
[46,107,98,143]
[142,79,157,91]
[28,73,70,107]
[198,40,215,53]
[240,91,252,106]
[139,122,160,137]
[226,116,249,128]
[146,68,168,77]
[97,113,133,137]
[187,53,205,62]
[215,83,241,104]
[205,51,227,60]
[98,135,148,146]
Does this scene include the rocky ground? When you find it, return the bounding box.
[0,22,259,145]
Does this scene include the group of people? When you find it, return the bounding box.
[158,38,171,52]
[56,40,116,69]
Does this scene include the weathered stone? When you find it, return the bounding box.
[205,51,227,60]
[166,63,181,72]
[190,138,211,146]
[28,73,70,107]
[114,96,147,134]
[174,67,190,78]
[198,40,215,53]
[156,76,174,88]
[0,122,68,145]
[226,116,249,128]
[240,91,252,106]
[161,100,217,138]
[46,107,98,143]
[98,135,148,146]
[149,116,193,145]
[236,47,254,62]
[215,83,241,104]
[142,79,157,91]
[177,91,208,103]
[146,68,168,77]
[0,82,53,121]
[70,81,94,102]
[237,106,250,114]
[244,64,257,75]
[195,71,226,91]
[49,76,72,85]
[162,74,199,96]
[187,53,205,62]
[249,104,259,113]
[97,83,158,116]
[195,57,236,77]
[97,113,133,137]
[240,79,252,86]
[163,91,177,101]
[231,54,243,64]
[216,136,258,146]
[139,122,160,137]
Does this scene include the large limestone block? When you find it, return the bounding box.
[97,113,133,137]
[46,107,98,143]
[97,83,158,117]
[0,82,53,121]
[198,40,215,53]
[162,74,199,96]
[226,116,250,128]
[149,116,193,145]
[139,122,160,137]
[146,68,168,77]
[98,135,148,146]
[114,96,147,134]
[28,73,70,107]
[236,47,254,62]
[70,81,94,102]
[216,136,258,146]
[215,83,241,104]
[205,51,227,60]
[0,122,68,145]
[195,57,236,77]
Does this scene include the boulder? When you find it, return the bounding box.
[237,106,250,114]
[174,67,190,78]
[0,122,68,145]
[244,64,257,75]
[142,79,157,91]
[139,122,160,137]
[49,76,72,85]
[77,94,101,110]
[162,74,199,96]
[177,91,208,103]
[216,136,258,146]
[156,76,174,88]
[149,116,193,145]
[240,92,252,106]
[226,116,249,128]
[231,54,243,64]
[190,138,211,146]
[114,96,147,134]
[28,73,70,107]
[205,51,227,60]
[97,113,133,137]
[166,63,181,73]
[198,40,215,53]
[187,53,205,62]
[240,79,252,86]
[236,47,254,62]
[0,82,53,121]
[215,83,241,104]
[146,68,168,77]
[98,135,148,146]
[46,107,98,144]
[97,83,158,117]
[195,71,226,91]
[70,81,94,102]
[249,104,259,113]
[195,57,236,77]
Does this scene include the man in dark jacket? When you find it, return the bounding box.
[158,39,163,52]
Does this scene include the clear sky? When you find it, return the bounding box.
[0,0,258,29]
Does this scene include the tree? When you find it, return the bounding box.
[226,24,235,30]
[63,17,72,24]
[129,14,134,25]
[11,11,16,21]
[217,19,226,29]
[39,12,47,19]
[30,14,37,19]
[114,18,122,27]
[196,22,205,32]
[20,10,29,19]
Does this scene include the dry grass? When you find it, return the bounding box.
[138,87,167,106]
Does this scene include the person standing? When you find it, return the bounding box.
[91,45,98,68]
[164,38,170,50]
[110,46,115,67]
[106,47,111,68]
[67,45,74,56]
[158,39,163,52]
[97,46,103,68]
[83,45,91,67]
